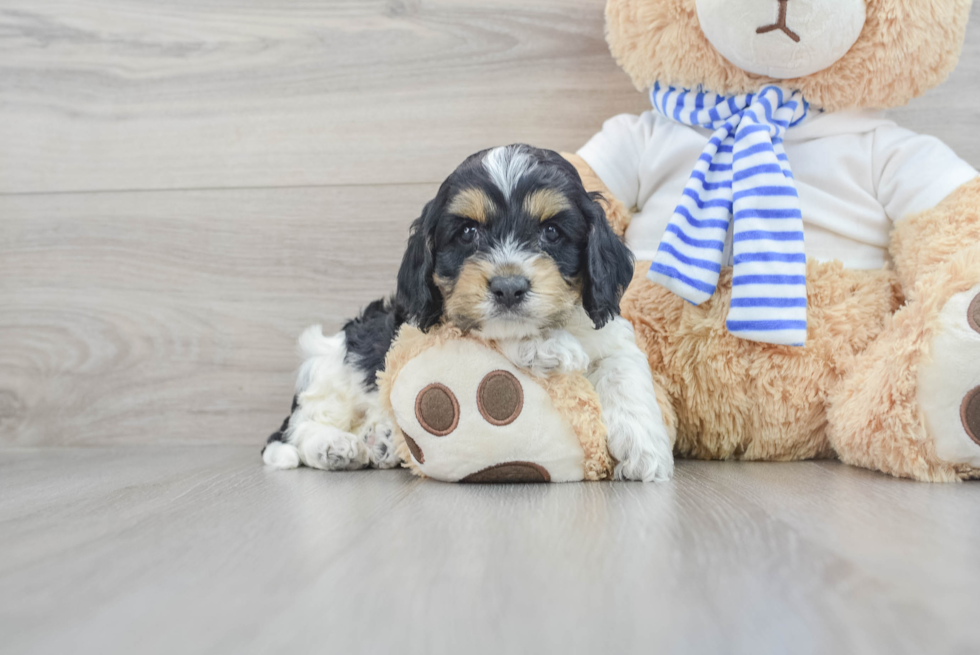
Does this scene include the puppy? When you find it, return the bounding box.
[263,145,674,481]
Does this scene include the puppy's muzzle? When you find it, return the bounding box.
[489,275,531,310]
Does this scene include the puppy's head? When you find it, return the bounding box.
[396,145,634,339]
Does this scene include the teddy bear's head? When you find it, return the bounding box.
[606,0,972,111]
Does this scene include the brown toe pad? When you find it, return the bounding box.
[963,387,980,446]
[460,462,551,484]
[404,435,425,464]
[416,383,460,437]
[969,293,980,335]
[477,370,523,426]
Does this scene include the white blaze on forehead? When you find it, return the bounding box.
[487,236,537,269]
[483,145,535,200]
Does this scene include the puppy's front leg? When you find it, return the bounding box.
[579,317,674,482]
[496,329,590,377]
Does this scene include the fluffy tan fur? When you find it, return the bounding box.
[527,256,581,328]
[605,0,971,111]
[563,152,633,237]
[622,259,903,461]
[523,188,571,222]
[448,188,494,224]
[890,177,980,291]
[436,255,580,332]
[436,262,493,331]
[377,324,615,480]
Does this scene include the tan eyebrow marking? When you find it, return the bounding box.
[448,187,494,224]
[523,188,571,222]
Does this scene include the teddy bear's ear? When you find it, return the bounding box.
[396,200,445,332]
[580,192,635,329]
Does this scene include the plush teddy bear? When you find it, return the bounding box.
[557,0,980,482]
[378,324,614,482]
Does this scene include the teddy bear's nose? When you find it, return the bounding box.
[756,0,800,43]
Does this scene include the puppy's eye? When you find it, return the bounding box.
[540,224,561,244]
[459,224,479,245]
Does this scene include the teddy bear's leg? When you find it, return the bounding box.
[829,181,980,481]
[561,152,633,237]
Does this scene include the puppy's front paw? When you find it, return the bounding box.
[501,330,590,377]
[608,415,674,482]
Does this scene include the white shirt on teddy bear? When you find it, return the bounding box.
[578,109,978,269]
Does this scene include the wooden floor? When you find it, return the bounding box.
[2,447,980,655]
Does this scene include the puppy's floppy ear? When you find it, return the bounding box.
[580,192,635,329]
[396,200,444,331]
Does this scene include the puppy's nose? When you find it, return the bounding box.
[489,275,531,309]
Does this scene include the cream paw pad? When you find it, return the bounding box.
[378,325,613,483]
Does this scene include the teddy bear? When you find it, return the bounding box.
[553,0,980,482]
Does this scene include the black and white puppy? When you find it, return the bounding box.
[263,145,673,481]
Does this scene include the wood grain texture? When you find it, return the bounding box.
[2,449,980,655]
[0,0,649,194]
[0,2,977,195]
[0,185,434,446]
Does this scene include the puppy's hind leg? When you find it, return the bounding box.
[263,441,302,469]
[264,325,373,472]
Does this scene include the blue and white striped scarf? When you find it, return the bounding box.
[647,83,809,347]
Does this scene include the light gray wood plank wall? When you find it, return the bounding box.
[2,2,980,447]
[0,0,648,193]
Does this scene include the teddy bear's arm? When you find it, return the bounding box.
[889,177,980,292]
[562,152,633,238]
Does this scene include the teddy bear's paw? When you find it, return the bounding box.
[389,338,601,483]
[497,330,590,377]
[917,284,980,469]
[296,424,371,471]
[358,418,400,469]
